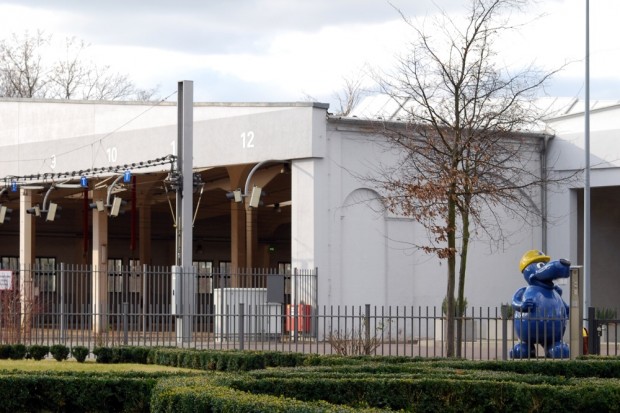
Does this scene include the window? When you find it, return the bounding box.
[35,257,56,292]
[128,259,142,293]
[193,260,213,294]
[279,262,292,295]
[0,257,18,270]
[219,261,231,275]
[108,258,123,292]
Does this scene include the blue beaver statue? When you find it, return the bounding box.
[510,250,570,358]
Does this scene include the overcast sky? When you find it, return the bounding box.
[0,0,618,108]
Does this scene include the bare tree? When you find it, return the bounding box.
[0,30,155,101]
[370,0,569,357]
[47,36,89,99]
[0,31,49,98]
[133,85,161,102]
[81,65,135,100]
[333,71,368,116]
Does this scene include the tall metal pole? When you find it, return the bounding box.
[584,0,591,314]
[175,80,194,343]
[176,81,194,268]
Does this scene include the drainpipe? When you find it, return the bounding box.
[541,134,553,252]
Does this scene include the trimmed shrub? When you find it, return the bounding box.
[148,348,268,372]
[93,347,114,363]
[27,345,49,361]
[49,344,70,362]
[71,346,89,363]
[0,345,11,359]
[9,344,27,360]
[93,346,151,364]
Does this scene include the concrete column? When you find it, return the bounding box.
[19,189,35,336]
[227,164,252,286]
[291,159,328,305]
[245,205,258,272]
[230,202,246,286]
[91,189,108,334]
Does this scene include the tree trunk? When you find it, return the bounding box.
[456,205,470,358]
[446,193,457,357]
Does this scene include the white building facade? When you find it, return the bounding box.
[0,94,611,314]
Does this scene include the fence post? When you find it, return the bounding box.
[123,302,129,345]
[60,263,66,342]
[293,305,299,343]
[239,302,245,351]
[14,291,20,344]
[501,304,508,360]
[365,304,371,345]
[588,307,599,355]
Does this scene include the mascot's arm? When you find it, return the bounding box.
[512,287,535,313]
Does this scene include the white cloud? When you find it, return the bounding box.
[0,0,619,103]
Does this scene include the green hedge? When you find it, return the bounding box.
[150,376,389,413]
[0,372,163,412]
[217,369,620,412]
[147,348,267,371]
[2,347,620,412]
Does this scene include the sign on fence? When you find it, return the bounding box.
[0,270,12,290]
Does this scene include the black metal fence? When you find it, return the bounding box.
[0,264,615,360]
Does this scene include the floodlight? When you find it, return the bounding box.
[110,196,123,217]
[0,206,12,224]
[46,202,59,221]
[249,186,262,208]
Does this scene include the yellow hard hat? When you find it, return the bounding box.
[519,250,550,272]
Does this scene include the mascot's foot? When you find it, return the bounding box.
[546,342,570,359]
[510,343,536,359]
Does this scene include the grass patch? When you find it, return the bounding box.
[0,359,199,373]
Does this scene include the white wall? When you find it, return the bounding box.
[545,105,620,311]
[323,119,544,310]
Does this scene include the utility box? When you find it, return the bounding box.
[213,288,282,340]
[266,274,284,303]
[171,265,182,315]
[171,265,195,343]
